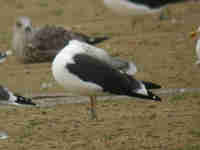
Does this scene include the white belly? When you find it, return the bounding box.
[103,0,162,16]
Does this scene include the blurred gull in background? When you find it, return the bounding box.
[12,16,109,63]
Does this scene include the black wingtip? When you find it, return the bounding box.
[14,94,36,106]
[141,81,161,89]
[147,91,162,102]
[128,90,161,102]
[88,36,110,45]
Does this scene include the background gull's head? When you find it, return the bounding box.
[14,16,33,33]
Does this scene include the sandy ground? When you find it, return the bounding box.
[0,0,200,149]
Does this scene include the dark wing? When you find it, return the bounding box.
[127,0,187,8]
[67,54,161,101]
[0,85,9,101]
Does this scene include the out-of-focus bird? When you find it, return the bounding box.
[0,85,36,140]
[102,0,188,29]
[0,50,12,63]
[190,26,200,65]
[12,16,109,63]
[0,85,36,106]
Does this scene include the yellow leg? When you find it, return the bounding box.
[89,96,97,120]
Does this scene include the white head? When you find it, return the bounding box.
[12,16,34,59]
[14,16,33,33]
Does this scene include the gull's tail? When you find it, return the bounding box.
[126,78,161,102]
[141,81,161,89]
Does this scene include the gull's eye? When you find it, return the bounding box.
[16,21,22,28]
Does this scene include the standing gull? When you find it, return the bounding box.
[103,0,188,28]
[0,85,36,106]
[190,26,200,65]
[50,36,161,88]
[52,40,161,120]
[12,16,109,63]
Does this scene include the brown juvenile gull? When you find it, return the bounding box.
[12,16,109,63]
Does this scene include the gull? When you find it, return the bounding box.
[190,26,200,65]
[52,40,161,120]
[0,49,35,105]
[12,16,109,63]
[0,85,36,106]
[0,55,36,140]
[0,50,12,63]
[0,85,36,140]
[102,0,188,29]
